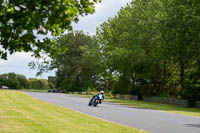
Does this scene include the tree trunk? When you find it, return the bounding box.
[180,63,185,90]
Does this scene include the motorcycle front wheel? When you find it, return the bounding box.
[88,99,92,106]
[93,99,98,106]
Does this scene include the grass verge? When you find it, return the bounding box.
[0,90,147,133]
[71,93,200,117]
[19,89,49,92]
[105,98,200,117]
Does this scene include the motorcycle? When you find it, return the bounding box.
[88,94,104,107]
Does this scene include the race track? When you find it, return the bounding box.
[26,92,200,133]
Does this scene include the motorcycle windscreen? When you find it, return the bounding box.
[98,94,103,99]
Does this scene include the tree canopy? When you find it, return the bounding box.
[21,0,200,107]
[96,0,200,103]
[0,0,101,59]
[0,72,54,90]
[48,31,103,91]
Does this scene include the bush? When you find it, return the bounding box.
[181,80,200,107]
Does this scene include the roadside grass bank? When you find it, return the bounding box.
[105,98,200,117]
[70,93,200,117]
[0,90,147,133]
[19,89,49,92]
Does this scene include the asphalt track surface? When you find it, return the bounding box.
[26,92,200,133]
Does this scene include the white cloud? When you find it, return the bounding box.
[0,0,132,79]
[72,0,132,34]
[0,52,55,79]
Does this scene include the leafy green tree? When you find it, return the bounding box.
[0,73,28,89]
[0,74,6,86]
[29,78,52,90]
[47,31,102,91]
[48,76,56,87]
[27,0,200,105]
[0,72,54,90]
[97,0,200,99]
[0,0,100,59]
[17,74,29,89]
[181,59,200,107]
[159,0,200,90]
[96,0,164,97]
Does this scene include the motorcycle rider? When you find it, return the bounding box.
[92,90,104,103]
[98,90,105,103]
[88,90,105,106]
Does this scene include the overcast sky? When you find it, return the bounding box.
[0,0,132,79]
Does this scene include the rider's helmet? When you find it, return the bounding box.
[100,90,104,94]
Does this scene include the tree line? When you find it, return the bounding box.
[97,0,200,106]
[1,0,200,107]
[0,73,55,90]
[31,0,200,107]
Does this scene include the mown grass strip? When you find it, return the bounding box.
[19,89,48,93]
[0,90,147,133]
[105,98,200,117]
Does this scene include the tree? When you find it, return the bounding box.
[96,0,200,99]
[0,73,26,89]
[180,59,200,107]
[48,31,102,91]
[17,74,29,89]
[160,0,200,90]
[0,72,54,90]
[96,0,165,97]
[0,0,101,59]
[48,76,56,87]
[29,78,53,90]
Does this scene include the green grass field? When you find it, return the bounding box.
[0,90,147,133]
[71,93,200,117]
